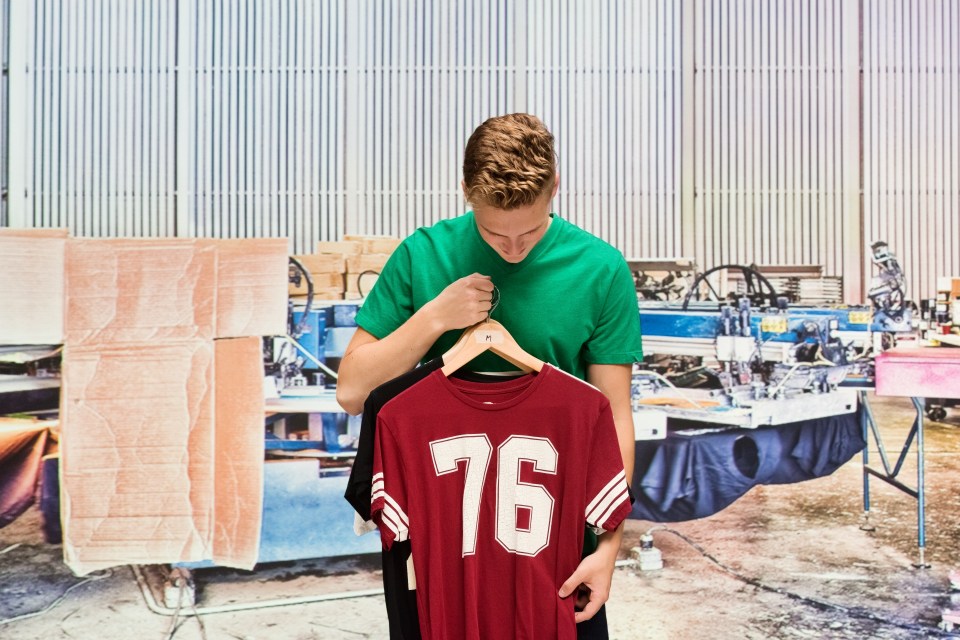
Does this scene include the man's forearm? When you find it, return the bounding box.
[336,308,447,414]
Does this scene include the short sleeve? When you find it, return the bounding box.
[582,257,644,365]
[371,417,410,550]
[355,241,415,339]
[584,402,632,533]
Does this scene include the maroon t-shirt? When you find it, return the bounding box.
[371,364,631,640]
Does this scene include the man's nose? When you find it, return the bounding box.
[502,238,524,256]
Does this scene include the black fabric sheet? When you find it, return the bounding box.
[629,411,865,522]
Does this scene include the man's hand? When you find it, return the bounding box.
[422,273,495,331]
[558,547,616,623]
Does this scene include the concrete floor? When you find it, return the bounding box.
[1,393,959,639]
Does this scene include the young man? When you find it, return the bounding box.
[337,113,643,638]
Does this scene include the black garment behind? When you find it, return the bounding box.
[345,358,443,521]
[345,357,443,640]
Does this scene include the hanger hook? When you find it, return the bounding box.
[488,285,500,320]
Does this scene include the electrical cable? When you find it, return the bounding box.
[0,570,112,626]
[355,269,381,299]
[131,565,383,617]
[288,256,315,340]
[165,577,208,640]
[645,526,955,637]
[283,334,339,380]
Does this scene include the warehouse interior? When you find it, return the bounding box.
[2,1,960,639]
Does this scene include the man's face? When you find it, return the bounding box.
[469,182,557,264]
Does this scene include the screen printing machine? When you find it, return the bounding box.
[627,242,960,571]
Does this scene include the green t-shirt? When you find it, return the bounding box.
[355,212,643,379]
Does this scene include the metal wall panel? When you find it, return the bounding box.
[1,0,8,227]
[349,0,681,256]
[185,0,346,252]
[7,0,679,257]
[693,0,849,278]
[526,0,682,260]
[347,0,518,239]
[863,0,960,302]
[24,1,179,237]
[5,1,959,298]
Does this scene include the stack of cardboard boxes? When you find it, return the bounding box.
[937,277,960,330]
[289,235,401,302]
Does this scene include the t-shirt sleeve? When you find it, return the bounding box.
[354,240,415,339]
[582,256,644,365]
[371,416,410,550]
[584,402,633,534]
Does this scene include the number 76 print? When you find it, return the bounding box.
[430,434,558,557]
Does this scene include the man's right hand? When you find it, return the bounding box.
[336,273,494,415]
[423,273,495,331]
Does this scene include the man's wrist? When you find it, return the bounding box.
[594,525,624,560]
[412,301,449,339]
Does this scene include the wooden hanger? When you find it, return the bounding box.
[441,318,544,376]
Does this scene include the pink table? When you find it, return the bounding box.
[871,347,960,566]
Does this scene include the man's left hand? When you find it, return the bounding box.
[558,549,615,623]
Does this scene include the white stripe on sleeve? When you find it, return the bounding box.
[585,470,627,525]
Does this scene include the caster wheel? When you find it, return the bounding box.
[927,407,947,422]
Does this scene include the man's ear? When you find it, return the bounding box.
[551,174,560,197]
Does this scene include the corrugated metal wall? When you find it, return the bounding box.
[187,0,347,246]
[0,0,9,227]
[863,0,960,304]
[348,0,681,262]
[23,1,178,236]
[348,0,516,239]
[3,1,959,298]
[694,0,850,273]
[526,0,682,260]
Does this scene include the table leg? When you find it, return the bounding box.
[912,396,930,568]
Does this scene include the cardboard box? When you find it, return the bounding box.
[289,254,346,296]
[65,238,218,345]
[289,287,344,303]
[0,229,68,345]
[212,238,289,338]
[212,336,265,567]
[289,272,344,296]
[60,341,217,574]
[342,235,401,255]
[0,228,70,238]
[65,238,287,343]
[59,337,265,575]
[345,253,391,274]
[345,271,380,298]
[936,277,960,299]
[293,253,346,274]
[316,240,361,256]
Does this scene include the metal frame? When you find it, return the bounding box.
[860,391,929,567]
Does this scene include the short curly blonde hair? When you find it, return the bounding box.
[462,113,557,210]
